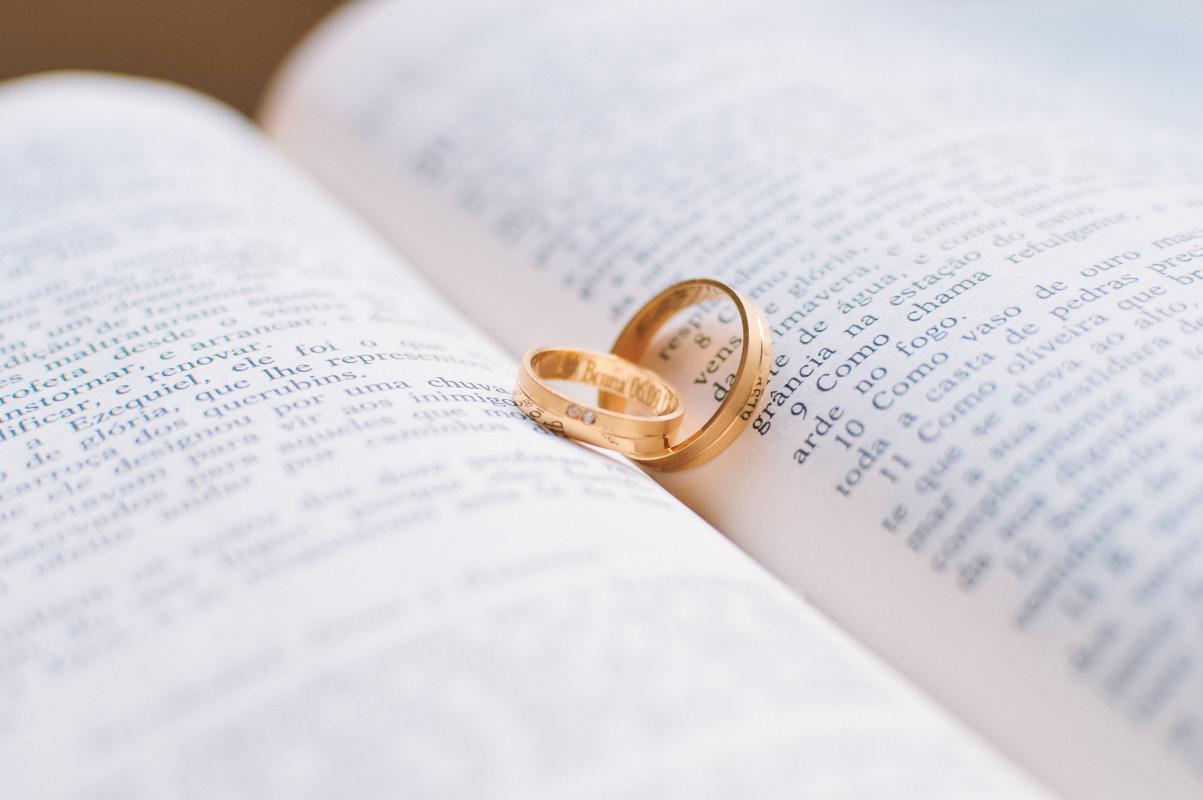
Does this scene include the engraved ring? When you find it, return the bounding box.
[514,347,685,457]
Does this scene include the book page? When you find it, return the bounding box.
[0,75,1044,798]
[264,2,1203,798]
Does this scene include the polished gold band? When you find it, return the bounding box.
[600,278,772,471]
[514,347,685,456]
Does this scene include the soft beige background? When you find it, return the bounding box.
[0,0,344,114]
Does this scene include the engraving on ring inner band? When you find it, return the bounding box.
[576,358,668,413]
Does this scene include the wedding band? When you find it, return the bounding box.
[601,278,771,471]
[514,347,685,456]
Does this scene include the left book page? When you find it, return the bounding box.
[0,76,1044,798]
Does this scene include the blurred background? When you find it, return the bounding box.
[0,0,343,114]
[1,0,1200,126]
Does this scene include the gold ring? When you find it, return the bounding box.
[513,348,684,456]
[601,278,771,471]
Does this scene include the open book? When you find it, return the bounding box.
[4,1,1203,796]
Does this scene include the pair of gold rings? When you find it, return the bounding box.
[513,278,771,471]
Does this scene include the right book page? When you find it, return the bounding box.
[264,1,1203,797]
